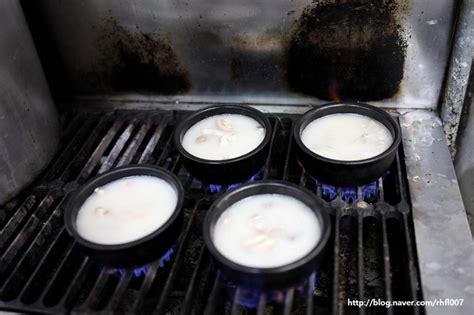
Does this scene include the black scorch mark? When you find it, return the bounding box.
[88,18,191,95]
[287,1,407,101]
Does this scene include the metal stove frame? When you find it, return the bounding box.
[76,100,474,314]
[1,102,471,314]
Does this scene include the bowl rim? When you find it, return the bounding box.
[202,180,331,275]
[173,105,272,165]
[293,102,402,166]
[64,164,184,251]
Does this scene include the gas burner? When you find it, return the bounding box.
[114,265,150,278]
[361,181,378,202]
[310,176,381,203]
[225,278,310,309]
[229,287,286,309]
[111,245,176,278]
[202,170,263,193]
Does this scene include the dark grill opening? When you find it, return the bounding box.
[0,109,423,314]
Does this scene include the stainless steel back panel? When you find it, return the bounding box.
[23,0,457,109]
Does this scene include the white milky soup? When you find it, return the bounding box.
[76,176,177,245]
[301,113,393,161]
[212,194,321,268]
[181,114,265,160]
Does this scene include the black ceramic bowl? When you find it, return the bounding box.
[64,165,184,267]
[293,102,401,187]
[174,105,272,185]
[202,181,331,290]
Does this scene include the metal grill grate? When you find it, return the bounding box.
[0,109,423,314]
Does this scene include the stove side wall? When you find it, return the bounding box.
[455,73,474,233]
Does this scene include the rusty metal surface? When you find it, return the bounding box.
[0,0,60,204]
[22,0,457,109]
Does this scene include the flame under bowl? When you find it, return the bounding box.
[202,180,331,290]
[293,102,401,187]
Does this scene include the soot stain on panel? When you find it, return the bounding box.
[287,1,407,101]
[88,18,191,94]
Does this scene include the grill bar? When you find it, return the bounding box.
[60,257,91,308]
[41,115,97,184]
[257,292,267,315]
[16,226,68,303]
[282,122,295,182]
[106,269,133,312]
[230,287,242,315]
[39,241,79,305]
[203,271,222,315]
[0,109,423,314]
[356,211,365,315]
[58,117,110,183]
[153,200,202,314]
[80,267,110,310]
[137,116,170,164]
[284,288,295,315]
[117,122,151,167]
[402,213,421,314]
[78,119,124,181]
[180,246,206,315]
[131,260,162,312]
[98,121,135,174]
[1,190,47,249]
[381,215,394,315]
[306,272,316,315]
[0,196,65,298]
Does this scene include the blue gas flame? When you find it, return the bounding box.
[341,187,357,203]
[228,278,311,309]
[112,245,176,278]
[206,170,263,193]
[361,181,378,202]
[321,183,337,201]
[311,176,381,203]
